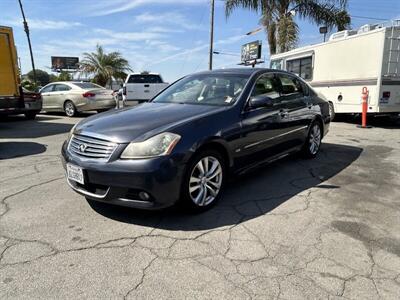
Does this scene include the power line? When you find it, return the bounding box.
[350,15,390,21]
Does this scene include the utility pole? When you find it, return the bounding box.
[208,0,215,70]
[17,0,37,85]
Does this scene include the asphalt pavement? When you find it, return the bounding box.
[0,113,399,299]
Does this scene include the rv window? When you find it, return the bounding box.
[270,60,283,70]
[287,56,313,80]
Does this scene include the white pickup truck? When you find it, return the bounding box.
[123,73,169,106]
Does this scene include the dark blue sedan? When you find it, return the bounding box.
[61,68,330,211]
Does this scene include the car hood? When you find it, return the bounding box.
[74,102,227,143]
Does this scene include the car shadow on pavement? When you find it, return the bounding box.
[0,116,74,139]
[89,142,363,230]
[0,114,63,122]
[0,141,47,159]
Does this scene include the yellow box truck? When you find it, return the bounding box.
[0,26,42,119]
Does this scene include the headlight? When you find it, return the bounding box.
[120,132,181,159]
[67,124,78,141]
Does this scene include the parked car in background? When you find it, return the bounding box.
[123,73,169,106]
[40,82,115,117]
[62,68,330,212]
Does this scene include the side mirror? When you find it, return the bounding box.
[249,95,274,109]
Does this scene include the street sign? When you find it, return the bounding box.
[51,56,79,71]
[241,41,262,64]
[319,26,328,34]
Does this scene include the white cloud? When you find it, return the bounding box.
[87,0,207,17]
[135,12,205,31]
[6,18,82,30]
[146,34,248,67]
[147,26,184,34]
[93,28,164,42]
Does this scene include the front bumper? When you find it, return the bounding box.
[61,141,186,209]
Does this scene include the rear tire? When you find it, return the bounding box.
[64,101,77,117]
[180,149,226,212]
[301,122,322,159]
[24,111,37,120]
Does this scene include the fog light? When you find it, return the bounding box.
[139,192,150,201]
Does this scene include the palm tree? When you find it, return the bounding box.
[80,45,132,87]
[225,0,351,55]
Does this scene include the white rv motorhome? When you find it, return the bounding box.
[270,21,400,118]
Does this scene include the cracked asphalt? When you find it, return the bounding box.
[1,113,399,299]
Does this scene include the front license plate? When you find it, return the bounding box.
[67,164,84,185]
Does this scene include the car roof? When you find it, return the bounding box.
[46,81,102,86]
[194,68,274,76]
[127,73,161,76]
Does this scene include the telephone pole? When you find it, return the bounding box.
[17,0,37,85]
[208,0,215,70]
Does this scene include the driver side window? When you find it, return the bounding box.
[251,74,280,100]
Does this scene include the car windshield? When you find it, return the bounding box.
[73,82,104,89]
[153,74,250,106]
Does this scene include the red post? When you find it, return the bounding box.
[361,87,369,128]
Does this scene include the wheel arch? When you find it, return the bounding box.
[63,99,75,109]
[312,115,325,138]
[192,139,233,169]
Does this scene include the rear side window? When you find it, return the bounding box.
[127,75,163,84]
[286,56,313,80]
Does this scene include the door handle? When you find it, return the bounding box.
[279,109,289,118]
[144,84,150,87]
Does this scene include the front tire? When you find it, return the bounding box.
[24,111,38,120]
[64,101,77,117]
[301,122,322,158]
[328,102,335,121]
[181,150,225,212]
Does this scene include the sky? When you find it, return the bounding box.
[2,0,400,83]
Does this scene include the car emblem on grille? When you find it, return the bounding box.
[78,143,88,152]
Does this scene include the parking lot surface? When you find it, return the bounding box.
[1,114,400,299]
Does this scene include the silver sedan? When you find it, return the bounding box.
[40,82,116,117]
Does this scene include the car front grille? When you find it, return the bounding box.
[68,134,117,160]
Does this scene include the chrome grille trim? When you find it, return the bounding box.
[68,134,117,160]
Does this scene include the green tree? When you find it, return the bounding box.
[21,79,38,91]
[80,45,132,88]
[225,0,351,55]
[57,71,72,81]
[27,69,50,86]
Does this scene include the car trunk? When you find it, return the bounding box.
[85,89,114,101]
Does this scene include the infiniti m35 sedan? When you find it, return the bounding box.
[62,69,330,211]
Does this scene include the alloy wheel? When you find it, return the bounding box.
[189,156,223,207]
[309,124,321,155]
[65,102,75,117]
